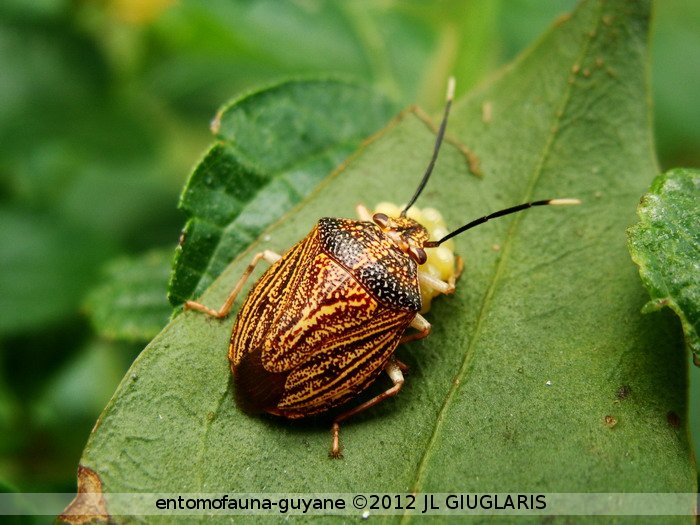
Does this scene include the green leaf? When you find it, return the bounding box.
[0,364,19,459]
[0,15,186,251]
[29,339,137,480]
[627,168,700,363]
[149,0,499,111]
[32,339,133,427]
[168,79,396,305]
[76,0,696,517]
[652,1,700,167]
[85,249,173,342]
[0,207,116,335]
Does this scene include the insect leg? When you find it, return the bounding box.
[393,359,410,372]
[184,250,281,318]
[330,360,405,459]
[407,105,481,178]
[418,254,464,296]
[452,255,464,285]
[418,271,454,295]
[401,314,431,344]
[355,204,373,222]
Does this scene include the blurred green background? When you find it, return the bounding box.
[0,0,698,493]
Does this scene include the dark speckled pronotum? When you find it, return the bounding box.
[185,78,580,458]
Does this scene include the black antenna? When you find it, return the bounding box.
[401,77,456,217]
[424,198,581,247]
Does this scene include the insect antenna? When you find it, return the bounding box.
[423,198,581,247]
[401,77,456,217]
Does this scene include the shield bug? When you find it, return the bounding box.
[185,78,580,458]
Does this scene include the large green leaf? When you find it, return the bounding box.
[167,79,396,305]
[627,168,700,363]
[74,0,696,521]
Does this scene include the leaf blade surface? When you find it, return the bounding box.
[75,1,697,521]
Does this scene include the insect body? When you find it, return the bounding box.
[232,216,428,418]
[185,77,579,457]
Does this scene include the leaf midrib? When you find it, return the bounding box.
[404,0,603,505]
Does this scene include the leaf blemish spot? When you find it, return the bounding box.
[667,411,681,429]
[60,465,109,524]
[616,385,631,400]
[604,415,617,428]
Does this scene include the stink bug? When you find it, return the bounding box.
[185,78,579,458]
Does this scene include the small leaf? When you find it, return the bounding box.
[168,79,396,305]
[85,249,172,342]
[627,168,700,362]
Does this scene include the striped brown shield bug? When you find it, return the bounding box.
[185,78,580,458]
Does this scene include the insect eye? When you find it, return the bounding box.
[372,213,390,229]
[407,245,427,265]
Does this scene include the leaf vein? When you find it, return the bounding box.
[404,0,604,507]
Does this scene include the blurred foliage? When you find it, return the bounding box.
[0,0,697,494]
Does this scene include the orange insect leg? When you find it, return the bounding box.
[400,314,431,344]
[329,360,404,459]
[184,250,281,318]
